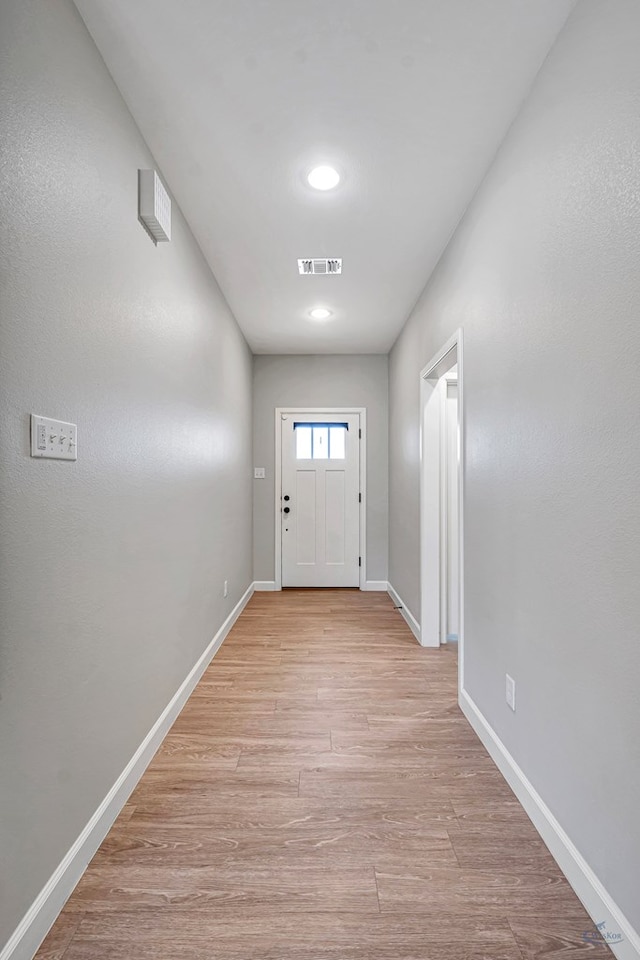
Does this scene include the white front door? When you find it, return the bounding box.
[281,412,360,587]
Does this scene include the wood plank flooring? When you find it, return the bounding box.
[36,590,610,959]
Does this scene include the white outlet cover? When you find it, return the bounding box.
[30,414,77,460]
[254,467,266,479]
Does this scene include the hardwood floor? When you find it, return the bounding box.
[36,590,610,959]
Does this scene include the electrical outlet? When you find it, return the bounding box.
[223,580,228,598]
[506,674,516,712]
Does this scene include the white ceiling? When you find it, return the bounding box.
[74,0,574,354]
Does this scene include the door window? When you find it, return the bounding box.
[294,422,348,460]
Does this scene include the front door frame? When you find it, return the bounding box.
[274,407,367,591]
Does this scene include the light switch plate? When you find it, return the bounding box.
[254,467,266,479]
[31,414,77,460]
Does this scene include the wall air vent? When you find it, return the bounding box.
[297,258,342,275]
[138,169,171,244]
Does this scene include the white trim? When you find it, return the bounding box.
[460,689,640,960]
[359,409,367,590]
[1,583,255,960]
[387,583,421,643]
[440,377,459,645]
[438,375,448,645]
[419,331,465,685]
[274,408,282,589]
[362,580,388,592]
[253,580,277,591]
[274,407,367,590]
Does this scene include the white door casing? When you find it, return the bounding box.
[445,379,460,641]
[280,411,360,587]
[420,330,465,692]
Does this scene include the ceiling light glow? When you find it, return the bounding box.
[307,166,340,191]
[309,307,332,320]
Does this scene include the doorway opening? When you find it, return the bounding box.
[420,331,464,685]
[274,408,366,590]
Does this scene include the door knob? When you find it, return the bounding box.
[284,495,290,501]
[283,506,290,514]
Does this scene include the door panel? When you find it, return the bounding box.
[325,470,346,565]
[295,470,317,565]
[281,413,359,587]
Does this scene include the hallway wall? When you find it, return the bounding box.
[253,355,388,584]
[0,0,252,950]
[389,0,640,933]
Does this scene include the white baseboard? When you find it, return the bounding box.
[255,580,387,593]
[460,688,640,960]
[387,583,421,643]
[254,581,390,592]
[1,582,255,960]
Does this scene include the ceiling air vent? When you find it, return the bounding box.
[297,258,342,275]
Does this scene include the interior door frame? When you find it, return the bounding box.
[420,330,465,692]
[440,372,459,645]
[274,407,366,591]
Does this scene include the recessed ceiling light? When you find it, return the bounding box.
[307,166,340,191]
[309,307,332,320]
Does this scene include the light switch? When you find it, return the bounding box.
[30,415,77,461]
[254,467,266,479]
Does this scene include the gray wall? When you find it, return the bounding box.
[389,0,640,929]
[0,0,252,948]
[253,355,388,583]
